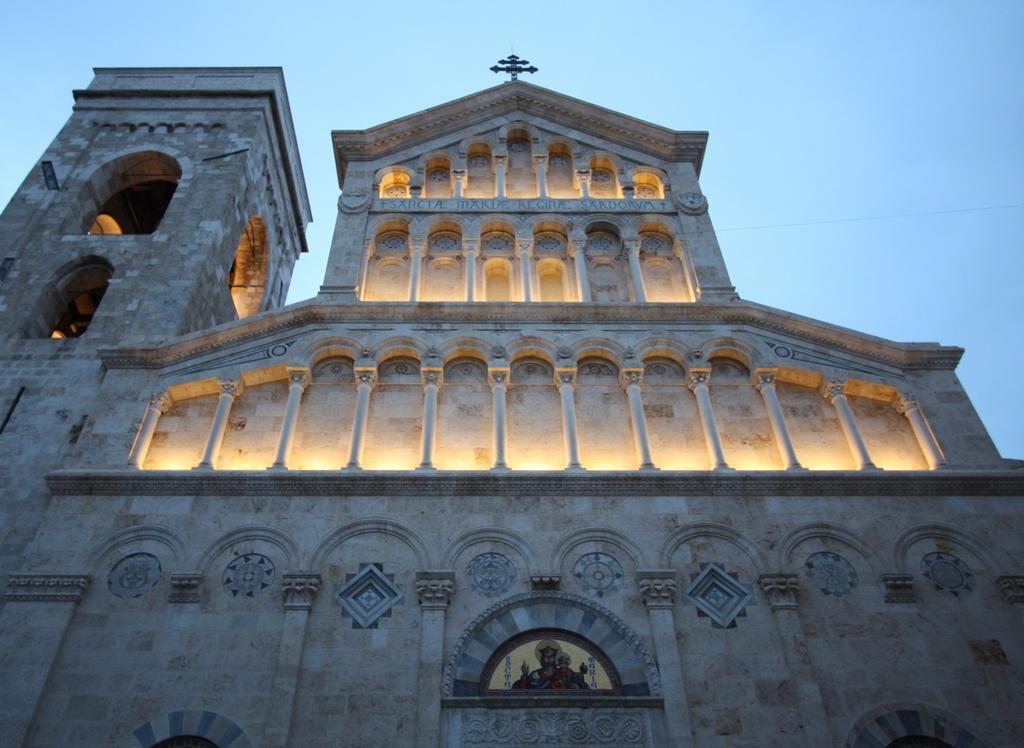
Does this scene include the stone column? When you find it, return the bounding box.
[516,237,534,302]
[415,571,455,748]
[463,238,479,302]
[819,379,876,470]
[556,368,584,470]
[418,368,442,470]
[892,392,947,470]
[0,574,90,748]
[576,169,592,199]
[451,169,466,199]
[758,574,834,747]
[408,237,426,302]
[624,238,648,303]
[637,571,693,746]
[196,380,242,469]
[533,154,549,198]
[270,367,310,470]
[621,369,656,469]
[494,154,507,198]
[687,369,730,471]
[262,573,321,748]
[127,392,171,468]
[752,369,804,471]
[489,368,509,470]
[345,370,376,469]
[570,236,591,302]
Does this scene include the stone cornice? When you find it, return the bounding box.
[45,469,1024,498]
[94,299,964,374]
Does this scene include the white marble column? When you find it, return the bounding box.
[489,368,509,470]
[408,237,426,302]
[494,154,507,198]
[687,369,730,471]
[758,574,834,746]
[576,169,592,199]
[820,379,876,470]
[516,237,534,302]
[638,571,694,746]
[262,573,321,748]
[127,393,171,468]
[624,238,648,303]
[451,168,466,199]
[196,380,241,469]
[464,238,479,302]
[892,392,947,469]
[418,368,442,470]
[621,369,656,469]
[752,369,804,471]
[533,154,548,198]
[571,236,591,302]
[414,571,455,747]
[270,368,310,470]
[556,369,584,469]
[345,370,376,469]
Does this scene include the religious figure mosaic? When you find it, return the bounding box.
[466,552,516,597]
[804,551,859,597]
[108,552,162,599]
[482,630,619,694]
[222,553,275,598]
[574,552,623,597]
[335,563,403,628]
[921,551,974,596]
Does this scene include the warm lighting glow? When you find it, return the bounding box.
[143,450,198,471]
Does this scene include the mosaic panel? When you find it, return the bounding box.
[108,552,162,599]
[804,551,859,597]
[684,562,753,628]
[222,553,275,598]
[573,552,623,597]
[335,563,403,628]
[921,551,974,596]
[467,552,517,597]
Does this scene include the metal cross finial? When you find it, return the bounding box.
[490,54,538,81]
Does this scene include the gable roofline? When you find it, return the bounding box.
[331,81,708,187]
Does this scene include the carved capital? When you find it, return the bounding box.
[219,380,243,399]
[422,368,443,387]
[355,370,377,389]
[416,571,456,609]
[462,237,480,255]
[450,168,467,184]
[620,369,644,388]
[148,393,172,414]
[532,154,548,168]
[880,573,915,604]
[758,573,800,611]
[169,573,202,604]
[555,369,577,388]
[530,573,562,590]
[891,391,919,415]
[488,369,509,388]
[996,575,1024,605]
[638,570,677,608]
[282,573,321,611]
[819,378,847,403]
[752,368,778,393]
[575,169,592,184]
[687,368,711,392]
[623,238,642,255]
[514,237,533,257]
[492,154,508,167]
[5,573,90,603]
[286,367,311,390]
[409,236,427,254]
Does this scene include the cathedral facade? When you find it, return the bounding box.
[0,67,1021,747]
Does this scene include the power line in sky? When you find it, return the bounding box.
[717,203,1022,232]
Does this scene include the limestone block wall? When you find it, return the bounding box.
[777,381,856,470]
[218,381,287,470]
[292,380,356,471]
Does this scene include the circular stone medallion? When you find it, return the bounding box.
[921,551,973,595]
[804,551,859,597]
[109,552,161,599]
[574,552,624,597]
[466,552,516,597]
[223,553,275,598]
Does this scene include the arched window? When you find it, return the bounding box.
[537,259,567,302]
[229,216,269,319]
[84,152,181,235]
[589,156,620,198]
[484,259,512,302]
[33,256,114,338]
[379,170,410,198]
[546,143,577,198]
[424,157,452,198]
[506,128,534,198]
[466,144,493,198]
[632,171,664,199]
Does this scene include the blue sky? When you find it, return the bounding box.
[1,1,1021,459]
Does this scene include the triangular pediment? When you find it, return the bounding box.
[332,81,707,177]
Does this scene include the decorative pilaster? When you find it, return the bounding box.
[556,368,584,470]
[270,367,310,470]
[757,573,833,746]
[196,380,242,469]
[621,369,656,469]
[880,573,915,603]
[168,573,202,604]
[892,392,947,470]
[637,571,693,745]
[415,571,455,747]
[263,574,321,748]
[494,154,507,198]
[418,369,443,470]
[687,369,730,470]
[820,379,877,470]
[576,169,592,199]
[516,237,534,302]
[488,369,510,470]
[463,238,479,302]
[570,236,591,302]
[533,154,548,198]
[753,369,804,471]
[451,168,466,199]
[345,370,376,469]
[624,238,648,303]
[127,393,171,469]
[408,237,426,302]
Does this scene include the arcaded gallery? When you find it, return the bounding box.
[0,67,1021,748]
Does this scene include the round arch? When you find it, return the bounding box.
[845,704,991,748]
[118,710,252,748]
[658,521,767,573]
[196,525,300,576]
[309,517,432,569]
[89,524,186,575]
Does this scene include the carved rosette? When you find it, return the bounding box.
[758,573,800,611]
[996,575,1024,605]
[880,573,915,604]
[169,573,202,604]
[415,571,456,609]
[676,191,709,215]
[282,573,322,612]
[638,571,677,609]
[5,574,90,603]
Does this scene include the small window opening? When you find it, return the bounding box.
[43,260,113,339]
[229,216,269,319]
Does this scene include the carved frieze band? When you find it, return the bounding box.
[5,574,91,603]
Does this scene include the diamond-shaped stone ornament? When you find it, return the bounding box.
[685,563,753,628]
[335,564,403,628]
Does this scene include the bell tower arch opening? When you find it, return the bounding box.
[229,216,270,319]
[81,151,182,235]
[29,256,114,339]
